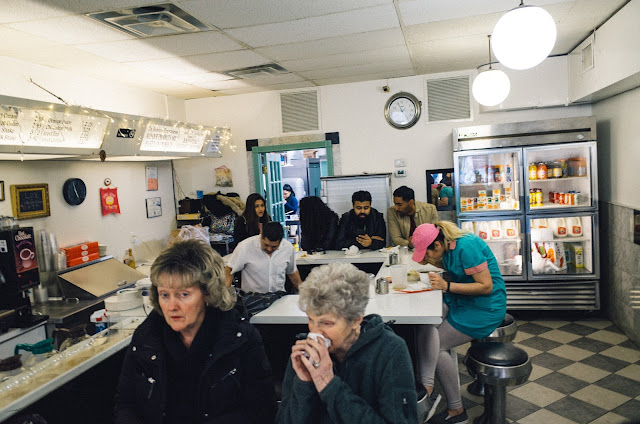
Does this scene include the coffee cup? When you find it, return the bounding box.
[20,248,35,261]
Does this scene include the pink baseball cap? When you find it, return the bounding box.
[412,224,440,262]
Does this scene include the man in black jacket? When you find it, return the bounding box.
[336,190,386,250]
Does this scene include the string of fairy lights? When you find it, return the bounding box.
[0,79,236,160]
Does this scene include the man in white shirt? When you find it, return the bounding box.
[225,221,303,293]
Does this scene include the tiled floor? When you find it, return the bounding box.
[449,313,640,424]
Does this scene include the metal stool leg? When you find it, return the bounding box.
[488,385,506,424]
[467,379,485,396]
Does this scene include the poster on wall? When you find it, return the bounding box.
[215,165,233,187]
[146,166,158,191]
[146,197,162,218]
[100,187,121,216]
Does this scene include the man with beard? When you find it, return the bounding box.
[336,190,386,250]
[387,185,438,248]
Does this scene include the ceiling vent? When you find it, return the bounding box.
[86,4,211,38]
[280,91,319,134]
[581,34,595,73]
[223,64,289,79]
[425,76,471,122]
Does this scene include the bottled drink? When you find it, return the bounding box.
[506,164,512,182]
[123,248,136,269]
[529,163,537,180]
[535,189,543,206]
[536,162,547,180]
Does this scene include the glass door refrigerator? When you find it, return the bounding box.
[453,116,599,310]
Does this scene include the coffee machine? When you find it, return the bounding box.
[0,227,48,327]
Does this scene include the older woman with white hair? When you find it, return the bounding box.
[276,262,417,424]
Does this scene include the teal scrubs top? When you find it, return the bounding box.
[442,234,507,339]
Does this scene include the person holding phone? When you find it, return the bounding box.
[335,191,386,250]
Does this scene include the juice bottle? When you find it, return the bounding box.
[528,163,537,180]
[535,188,543,206]
[536,162,547,180]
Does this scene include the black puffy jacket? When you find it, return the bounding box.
[114,306,276,424]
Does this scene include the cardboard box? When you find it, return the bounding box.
[67,252,100,268]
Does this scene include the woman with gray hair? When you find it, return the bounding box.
[115,240,276,423]
[276,262,417,424]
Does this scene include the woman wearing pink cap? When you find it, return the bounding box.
[411,221,506,424]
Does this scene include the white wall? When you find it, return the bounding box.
[593,86,640,209]
[182,72,593,204]
[0,160,176,264]
[0,56,185,120]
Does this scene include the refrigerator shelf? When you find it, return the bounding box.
[527,176,588,183]
[531,236,590,243]
[484,238,522,244]
[530,203,590,210]
[460,182,516,187]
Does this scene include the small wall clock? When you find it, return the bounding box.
[384,92,422,129]
[62,178,87,206]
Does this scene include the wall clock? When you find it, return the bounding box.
[384,92,422,129]
[62,178,87,206]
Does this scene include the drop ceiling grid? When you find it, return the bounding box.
[279,45,412,73]
[225,5,400,47]
[298,58,414,80]
[75,32,246,63]
[254,28,406,62]
[178,0,393,29]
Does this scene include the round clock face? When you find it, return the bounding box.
[384,92,421,129]
[62,178,87,206]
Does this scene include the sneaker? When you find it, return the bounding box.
[417,391,442,423]
[428,409,468,424]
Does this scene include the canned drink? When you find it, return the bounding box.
[575,191,582,205]
[492,189,501,197]
[478,189,486,197]
[535,189,543,206]
[549,191,555,203]
[558,192,564,204]
[566,192,574,205]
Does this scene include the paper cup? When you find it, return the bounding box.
[390,265,408,289]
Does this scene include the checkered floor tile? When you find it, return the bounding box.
[437,313,640,424]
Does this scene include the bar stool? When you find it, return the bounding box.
[464,342,531,424]
[467,313,517,396]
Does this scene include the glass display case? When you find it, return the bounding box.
[453,116,600,310]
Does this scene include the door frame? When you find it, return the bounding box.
[251,140,334,193]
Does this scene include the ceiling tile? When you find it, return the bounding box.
[313,69,414,86]
[217,80,316,96]
[180,0,391,29]
[298,58,414,80]
[172,72,235,85]
[125,49,268,76]
[0,0,74,23]
[409,35,487,74]
[195,73,304,90]
[225,4,399,47]
[6,15,134,44]
[398,0,573,26]
[33,0,167,15]
[404,13,498,44]
[255,28,405,61]
[281,46,410,72]
[75,31,244,62]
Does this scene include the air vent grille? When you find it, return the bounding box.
[87,3,210,38]
[426,76,470,122]
[582,42,594,73]
[224,64,288,79]
[280,91,319,133]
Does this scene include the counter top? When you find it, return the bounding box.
[251,261,444,325]
[32,298,105,324]
[295,249,388,265]
[0,317,143,423]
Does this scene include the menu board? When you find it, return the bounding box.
[140,123,208,153]
[0,106,108,148]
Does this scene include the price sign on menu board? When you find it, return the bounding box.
[140,123,207,153]
[0,106,108,148]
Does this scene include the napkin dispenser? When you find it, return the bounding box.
[57,256,146,300]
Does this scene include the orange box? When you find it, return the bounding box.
[62,242,99,259]
[67,252,100,268]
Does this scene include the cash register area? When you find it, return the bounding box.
[0,229,639,424]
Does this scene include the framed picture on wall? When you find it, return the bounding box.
[0,181,4,201]
[425,168,455,211]
[146,197,162,218]
[146,166,158,191]
[10,184,50,219]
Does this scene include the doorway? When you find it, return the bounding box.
[252,141,334,237]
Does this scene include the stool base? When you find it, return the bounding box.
[473,384,506,424]
[467,380,485,396]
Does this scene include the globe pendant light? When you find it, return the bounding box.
[492,1,556,70]
[472,35,511,107]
